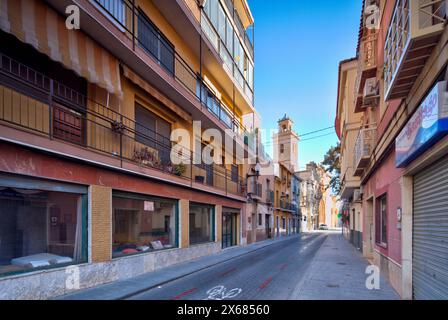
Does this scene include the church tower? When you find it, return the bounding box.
[273,114,300,172]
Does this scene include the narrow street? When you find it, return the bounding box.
[126,232,398,300]
[128,233,326,300]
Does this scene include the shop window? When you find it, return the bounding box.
[0,187,86,277]
[189,204,214,245]
[376,194,388,245]
[112,194,178,258]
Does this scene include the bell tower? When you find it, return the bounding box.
[273,114,300,171]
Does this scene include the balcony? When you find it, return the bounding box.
[384,0,447,100]
[266,190,275,205]
[223,0,255,60]
[248,179,262,200]
[353,128,377,176]
[354,32,378,105]
[279,199,294,212]
[200,11,254,106]
[0,53,246,199]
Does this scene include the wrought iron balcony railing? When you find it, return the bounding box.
[266,190,275,204]
[248,179,262,199]
[91,0,249,136]
[384,0,447,100]
[354,32,378,99]
[0,53,247,198]
[353,128,377,176]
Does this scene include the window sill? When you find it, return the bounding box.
[0,260,87,280]
[112,246,180,260]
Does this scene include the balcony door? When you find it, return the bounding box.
[135,104,171,165]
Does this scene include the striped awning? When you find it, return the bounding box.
[0,0,122,97]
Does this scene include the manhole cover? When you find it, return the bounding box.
[332,248,338,250]
[326,284,340,288]
[337,262,347,265]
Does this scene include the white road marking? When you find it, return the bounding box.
[204,285,242,300]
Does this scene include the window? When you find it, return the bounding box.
[280,144,285,154]
[138,9,174,75]
[258,214,262,226]
[135,103,172,165]
[112,194,177,258]
[189,204,214,245]
[376,195,387,245]
[0,185,86,277]
[96,0,125,25]
[231,165,239,183]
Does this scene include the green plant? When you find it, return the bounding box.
[173,163,187,176]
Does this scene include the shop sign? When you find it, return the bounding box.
[396,81,448,168]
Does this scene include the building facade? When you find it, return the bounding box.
[336,0,448,299]
[0,0,261,299]
[297,163,321,232]
[335,57,364,249]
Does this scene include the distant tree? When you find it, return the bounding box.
[321,143,341,194]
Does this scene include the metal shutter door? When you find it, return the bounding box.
[413,156,448,300]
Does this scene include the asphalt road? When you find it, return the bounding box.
[128,233,328,300]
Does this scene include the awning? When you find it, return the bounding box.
[122,65,192,122]
[0,0,122,97]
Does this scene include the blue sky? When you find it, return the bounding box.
[248,0,362,170]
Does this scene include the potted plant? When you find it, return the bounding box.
[111,120,126,134]
[173,163,187,176]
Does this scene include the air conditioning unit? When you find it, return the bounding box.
[363,78,379,106]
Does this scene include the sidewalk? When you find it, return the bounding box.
[57,235,301,300]
[291,233,400,300]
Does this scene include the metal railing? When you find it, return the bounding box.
[354,128,377,170]
[0,53,247,198]
[222,0,254,59]
[354,32,378,96]
[91,0,249,135]
[266,190,274,204]
[200,11,254,105]
[384,0,447,99]
[279,199,294,211]
[248,180,262,198]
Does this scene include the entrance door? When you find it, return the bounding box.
[413,156,448,299]
[222,212,236,249]
[265,214,271,238]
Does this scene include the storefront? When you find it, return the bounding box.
[111,192,178,258]
[396,79,448,299]
[0,173,88,278]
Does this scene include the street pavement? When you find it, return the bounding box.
[59,232,400,300]
[291,233,399,300]
[129,233,327,300]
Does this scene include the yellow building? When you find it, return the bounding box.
[0,0,259,299]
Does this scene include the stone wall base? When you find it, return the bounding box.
[0,242,221,300]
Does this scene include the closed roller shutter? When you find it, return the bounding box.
[413,156,448,300]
